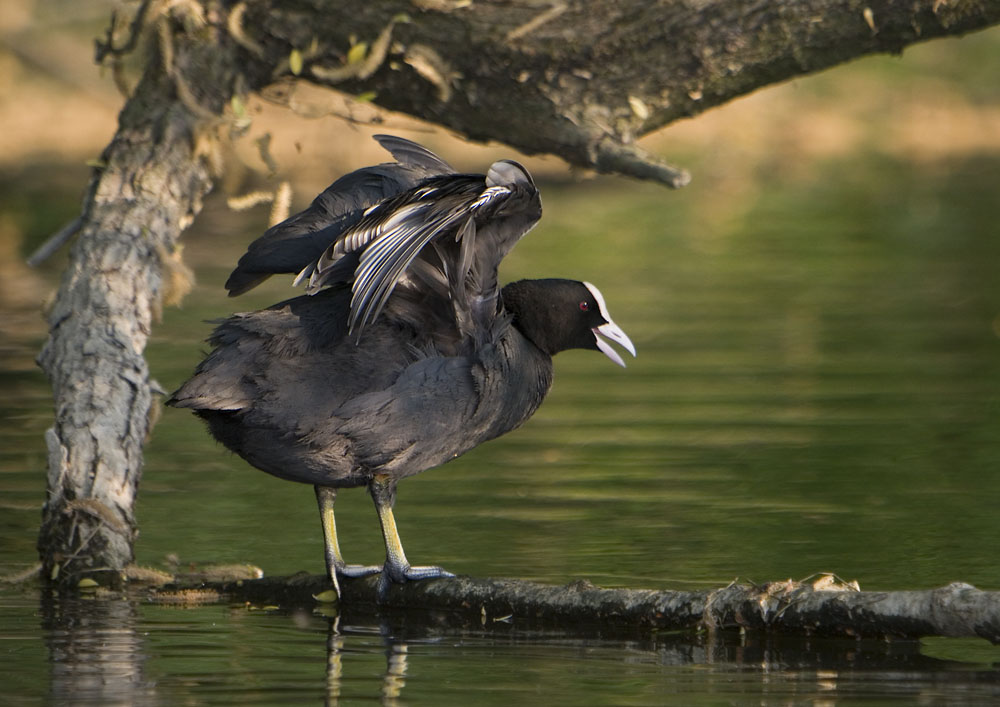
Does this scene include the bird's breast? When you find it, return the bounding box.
[470,330,554,443]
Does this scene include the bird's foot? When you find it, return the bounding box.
[335,563,382,579]
[398,565,455,581]
[376,562,455,601]
[324,562,382,599]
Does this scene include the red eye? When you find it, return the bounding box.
[579,301,590,312]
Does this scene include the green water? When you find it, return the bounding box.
[2,154,1000,702]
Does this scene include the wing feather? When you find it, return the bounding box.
[225,137,453,296]
[350,206,470,335]
[287,149,541,343]
[372,134,455,173]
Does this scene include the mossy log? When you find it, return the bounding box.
[151,573,1000,644]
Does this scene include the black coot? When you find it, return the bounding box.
[168,135,635,598]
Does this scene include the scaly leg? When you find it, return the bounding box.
[315,485,380,597]
[370,474,453,599]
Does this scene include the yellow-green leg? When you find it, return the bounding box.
[370,474,453,599]
[315,485,380,597]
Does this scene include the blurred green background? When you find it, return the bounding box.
[1,2,999,702]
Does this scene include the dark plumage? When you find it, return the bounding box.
[168,136,635,598]
[224,135,455,297]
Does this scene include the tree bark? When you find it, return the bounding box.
[36,32,238,586]
[237,0,1000,184]
[153,573,1000,644]
[36,0,1000,586]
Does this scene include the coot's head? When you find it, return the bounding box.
[501,279,636,366]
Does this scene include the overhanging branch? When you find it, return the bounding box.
[233,0,1000,184]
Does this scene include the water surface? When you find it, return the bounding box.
[2,154,999,702]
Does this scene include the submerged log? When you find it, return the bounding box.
[150,573,1000,644]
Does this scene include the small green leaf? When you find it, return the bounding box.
[347,42,368,65]
[354,91,377,103]
[85,158,107,169]
[78,578,99,589]
[289,48,303,76]
[313,589,339,603]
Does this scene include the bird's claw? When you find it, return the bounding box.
[324,562,382,599]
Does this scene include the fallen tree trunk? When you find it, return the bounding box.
[150,573,1000,644]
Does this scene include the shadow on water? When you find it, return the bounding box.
[22,593,1000,705]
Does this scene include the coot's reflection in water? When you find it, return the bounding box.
[325,617,408,706]
[22,578,1000,704]
[42,595,998,705]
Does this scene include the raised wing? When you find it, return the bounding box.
[224,136,454,296]
[298,155,541,343]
